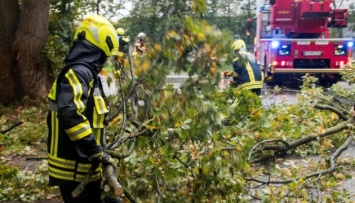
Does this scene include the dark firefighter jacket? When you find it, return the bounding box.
[47,62,108,186]
[118,36,129,57]
[232,51,263,90]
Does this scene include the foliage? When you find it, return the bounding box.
[46,0,128,74]
[44,0,257,75]
[1,0,355,202]
[45,0,83,73]
[1,103,47,146]
[341,64,355,85]
[0,68,354,202]
[100,2,355,201]
[349,2,355,31]
[0,101,58,202]
[0,161,55,202]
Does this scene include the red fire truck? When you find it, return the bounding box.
[254,0,353,86]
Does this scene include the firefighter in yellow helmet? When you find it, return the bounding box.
[231,39,263,95]
[111,28,130,79]
[112,27,130,65]
[132,32,147,57]
[47,15,120,202]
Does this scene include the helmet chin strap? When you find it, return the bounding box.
[65,39,107,73]
[92,51,108,73]
[91,61,103,72]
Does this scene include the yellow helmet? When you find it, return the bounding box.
[74,14,118,57]
[116,28,125,35]
[232,39,246,51]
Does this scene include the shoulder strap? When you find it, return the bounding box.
[48,62,98,102]
[57,62,98,84]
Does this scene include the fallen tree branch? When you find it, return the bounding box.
[249,117,354,164]
[313,103,349,121]
[72,162,99,197]
[103,165,124,196]
[105,137,136,159]
[0,121,23,134]
[117,175,137,203]
[248,139,290,162]
[245,135,353,185]
[1,153,18,163]
[72,163,125,198]
[26,156,47,160]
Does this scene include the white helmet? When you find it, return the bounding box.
[137,32,146,39]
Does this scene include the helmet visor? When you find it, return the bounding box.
[105,36,114,53]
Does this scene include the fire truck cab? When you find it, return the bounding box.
[254,0,353,86]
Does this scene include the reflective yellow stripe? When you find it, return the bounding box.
[93,107,105,129]
[48,155,101,181]
[65,121,92,141]
[48,79,57,101]
[93,96,109,114]
[48,155,76,169]
[65,69,85,119]
[75,172,101,182]
[50,112,55,155]
[88,79,94,96]
[77,163,92,172]
[246,63,255,82]
[49,167,74,181]
[92,107,105,128]
[237,81,263,90]
[92,91,108,129]
[50,168,101,182]
[50,111,59,156]
[92,128,102,145]
[49,155,99,172]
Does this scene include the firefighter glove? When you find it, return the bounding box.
[89,151,118,168]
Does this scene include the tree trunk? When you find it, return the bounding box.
[0,0,20,105]
[0,0,50,106]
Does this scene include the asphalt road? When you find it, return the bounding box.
[100,73,353,106]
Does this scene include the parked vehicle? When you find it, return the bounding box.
[253,0,353,86]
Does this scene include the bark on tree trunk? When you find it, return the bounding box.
[0,0,50,106]
[13,0,51,103]
[0,0,20,105]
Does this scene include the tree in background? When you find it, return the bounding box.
[0,0,355,202]
[0,0,257,106]
[348,2,355,32]
[46,0,128,73]
[0,0,51,106]
[46,0,84,74]
[123,0,256,47]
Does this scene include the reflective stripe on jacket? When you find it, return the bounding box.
[118,36,129,57]
[47,63,108,185]
[232,52,263,91]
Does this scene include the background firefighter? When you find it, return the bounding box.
[112,28,130,66]
[231,39,264,96]
[132,32,146,57]
[111,28,130,79]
